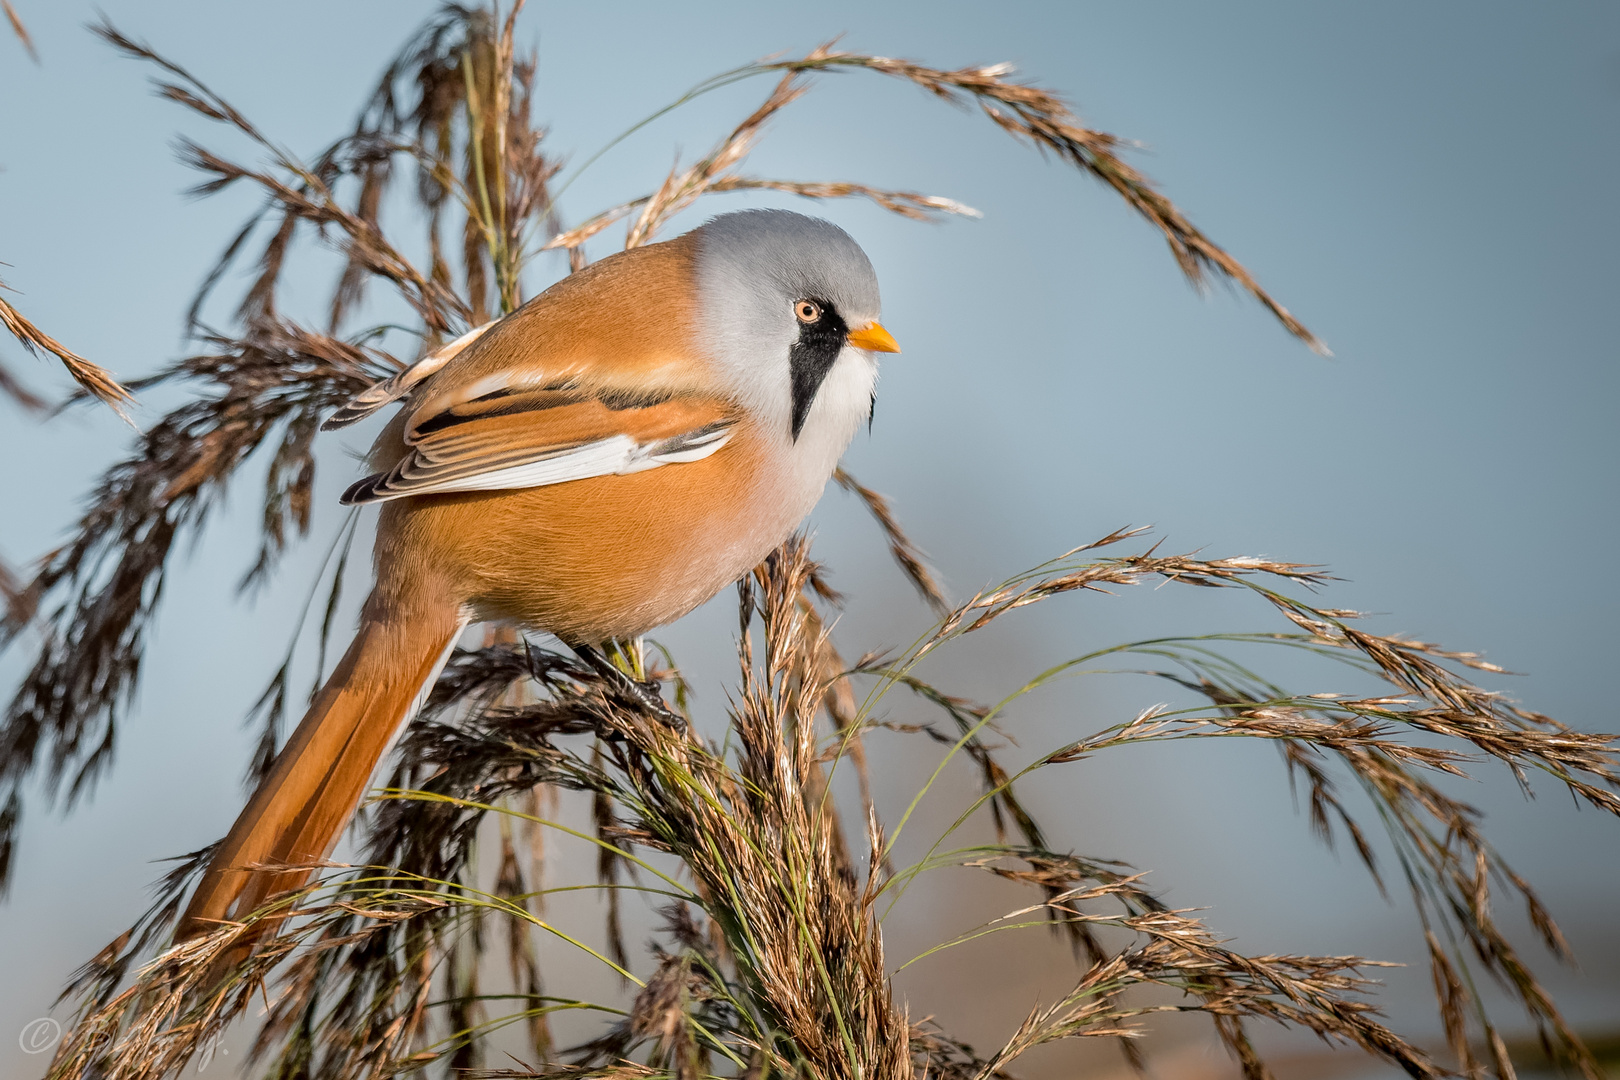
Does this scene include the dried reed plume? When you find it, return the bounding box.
[1,284,132,417]
[6,5,1613,1080]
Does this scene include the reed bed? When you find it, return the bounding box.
[2,5,1616,1078]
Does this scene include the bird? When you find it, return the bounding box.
[177,209,900,941]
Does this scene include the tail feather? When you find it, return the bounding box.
[178,595,464,941]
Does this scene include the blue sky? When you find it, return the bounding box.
[3,3,1618,1076]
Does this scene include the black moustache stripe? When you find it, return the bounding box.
[788,299,849,440]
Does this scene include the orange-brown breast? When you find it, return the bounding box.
[373,419,791,642]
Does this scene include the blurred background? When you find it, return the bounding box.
[2,2,1618,1076]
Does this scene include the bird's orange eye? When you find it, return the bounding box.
[794,300,822,324]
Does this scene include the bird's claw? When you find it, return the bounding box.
[572,644,687,731]
[624,677,687,732]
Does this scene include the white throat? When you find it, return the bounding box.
[777,346,877,513]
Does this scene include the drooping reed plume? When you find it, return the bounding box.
[0,290,131,418]
[0,290,131,630]
[3,5,1615,1079]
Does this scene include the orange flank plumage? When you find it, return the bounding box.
[377,418,784,643]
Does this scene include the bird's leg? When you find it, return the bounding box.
[571,642,686,731]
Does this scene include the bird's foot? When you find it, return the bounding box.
[572,644,687,731]
[624,677,687,731]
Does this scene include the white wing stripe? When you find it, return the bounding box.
[416,435,641,493]
[356,428,734,501]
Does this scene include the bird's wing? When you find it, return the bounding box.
[340,380,736,505]
[321,322,498,431]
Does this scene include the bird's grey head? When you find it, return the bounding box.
[693,209,892,441]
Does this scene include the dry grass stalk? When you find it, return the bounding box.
[833,468,949,615]
[1,284,132,415]
[967,890,1435,1077]
[10,6,1615,1080]
[89,21,475,337]
[3,0,36,61]
[547,57,981,262]
[794,49,1326,352]
[849,528,1617,1077]
[0,6,561,884]
[545,180,977,259]
[624,68,810,249]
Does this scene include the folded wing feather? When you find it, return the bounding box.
[340,382,736,505]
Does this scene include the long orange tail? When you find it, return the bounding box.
[178,593,465,941]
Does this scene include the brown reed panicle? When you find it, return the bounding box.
[1,281,132,416]
[845,528,1619,1077]
[0,323,387,883]
[833,467,948,616]
[19,5,1619,1079]
[48,536,1542,1080]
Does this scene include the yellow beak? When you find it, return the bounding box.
[846,321,901,354]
